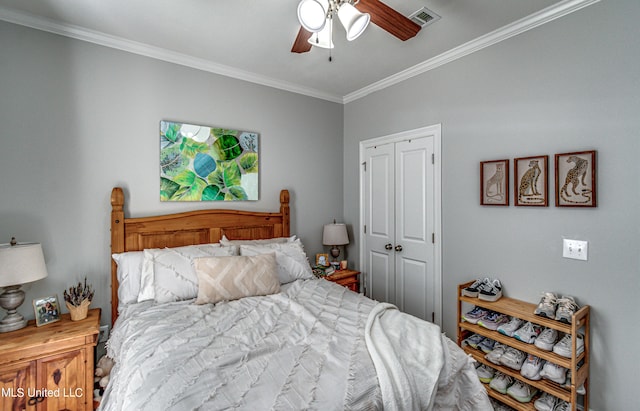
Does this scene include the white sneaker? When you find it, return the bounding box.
[540,362,567,384]
[497,316,523,337]
[552,400,571,411]
[462,278,490,297]
[534,392,558,411]
[514,321,543,344]
[534,292,558,318]
[520,354,545,380]
[478,278,503,301]
[500,347,526,370]
[564,370,586,395]
[476,364,495,383]
[485,342,507,365]
[555,295,579,323]
[553,333,584,358]
[489,371,514,394]
[507,380,538,403]
[534,327,559,351]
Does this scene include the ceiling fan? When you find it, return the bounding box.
[292,0,421,54]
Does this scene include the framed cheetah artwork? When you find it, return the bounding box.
[555,150,596,207]
[514,155,548,207]
[480,159,509,206]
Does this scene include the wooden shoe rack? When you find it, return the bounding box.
[457,281,590,411]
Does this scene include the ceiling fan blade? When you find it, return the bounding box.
[291,27,313,53]
[356,0,421,41]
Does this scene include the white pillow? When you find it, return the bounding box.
[240,240,313,284]
[193,253,280,305]
[112,251,143,310]
[219,235,296,246]
[138,244,238,303]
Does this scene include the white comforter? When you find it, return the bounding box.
[101,279,491,411]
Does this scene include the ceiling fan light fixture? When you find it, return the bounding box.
[337,3,370,41]
[308,20,334,49]
[297,0,329,32]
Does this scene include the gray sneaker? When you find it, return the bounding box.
[534,292,557,318]
[462,278,490,297]
[555,295,579,323]
[534,327,559,351]
[478,278,503,301]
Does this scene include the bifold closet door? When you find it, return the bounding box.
[364,137,435,321]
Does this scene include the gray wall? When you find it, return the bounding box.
[0,21,344,326]
[344,0,639,409]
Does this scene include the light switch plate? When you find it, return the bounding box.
[563,239,588,261]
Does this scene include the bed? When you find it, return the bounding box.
[101,187,491,411]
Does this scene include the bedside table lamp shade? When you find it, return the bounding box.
[0,240,48,332]
[322,223,349,261]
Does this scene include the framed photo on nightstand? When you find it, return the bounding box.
[33,295,61,327]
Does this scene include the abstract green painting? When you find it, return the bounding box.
[160,121,259,201]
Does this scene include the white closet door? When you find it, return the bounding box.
[363,136,435,322]
[364,143,395,304]
[394,138,434,320]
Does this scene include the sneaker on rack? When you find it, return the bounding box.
[563,370,586,395]
[513,321,543,344]
[489,371,514,394]
[520,354,546,380]
[484,342,508,365]
[534,292,558,318]
[462,306,491,324]
[506,380,538,403]
[463,333,485,349]
[553,333,584,358]
[497,316,524,337]
[461,278,490,297]
[478,278,503,301]
[478,337,497,353]
[534,392,558,411]
[499,347,527,370]
[475,364,495,383]
[534,327,559,351]
[540,361,568,384]
[552,400,571,411]
[478,311,510,330]
[555,295,579,324]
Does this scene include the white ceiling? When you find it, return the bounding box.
[0,0,572,102]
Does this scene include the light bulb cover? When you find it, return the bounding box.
[338,3,370,41]
[297,0,329,32]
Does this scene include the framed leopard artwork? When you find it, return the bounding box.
[514,155,548,207]
[480,159,509,206]
[555,150,597,207]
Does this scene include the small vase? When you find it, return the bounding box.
[66,299,91,321]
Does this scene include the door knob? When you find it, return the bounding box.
[395,245,403,252]
[384,243,393,250]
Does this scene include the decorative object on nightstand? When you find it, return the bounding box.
[0,237,48,333]
[324,269,360,292]
[63,277,95,321]
[322,221,349,262]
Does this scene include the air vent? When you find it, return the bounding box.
[409,7,441,28]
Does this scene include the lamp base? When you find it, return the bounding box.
[0,285,28,333]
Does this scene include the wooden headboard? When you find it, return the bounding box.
[110,187,290,324]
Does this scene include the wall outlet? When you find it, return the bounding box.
[98,324,109,343]
[563,239,588,261]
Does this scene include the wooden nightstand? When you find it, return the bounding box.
[324,269,360,292]
[0,308,100,411]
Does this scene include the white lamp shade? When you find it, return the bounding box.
[0,243,48,287]
[323,223,349,246]
[337,3,370,41]
[308,20,334,49]
[297,0,329,32]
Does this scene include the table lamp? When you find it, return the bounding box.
[0,238,48,332]
[322,222,349,262]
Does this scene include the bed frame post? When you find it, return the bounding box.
[280,190,290,237]
[110,187,125,326]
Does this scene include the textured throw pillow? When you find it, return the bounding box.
[112,251,144,310]
[239,240,313,284]
[193,253,280,304]
[138,243,238,303]
[219,235,296,246]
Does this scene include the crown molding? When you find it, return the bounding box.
[0,0,599,105]
[0,6,344,104]
[342,0,600,103]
